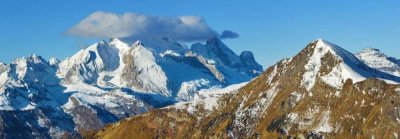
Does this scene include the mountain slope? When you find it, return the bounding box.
[0,38,262,138]
[93,39,400,139]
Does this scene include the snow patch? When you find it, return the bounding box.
[302,39,331,91]
[177,79,213,101]
[174,82,247,114]
[267,65,278,84]
[160,50,181,57]
[395,88,400,95]
[313,111,333,133]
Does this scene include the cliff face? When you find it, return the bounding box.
[93,39,400,139]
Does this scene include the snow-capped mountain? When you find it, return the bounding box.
[301,39,400,90]
[0,54,153,138]
[0,38,262,138]
[57,38,261,99]
[356,48,400,77]
[93,39,400,139]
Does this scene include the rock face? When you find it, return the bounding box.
[190,37,262,82]
[240,51,263,74]
[0,38,262,138]
[94,39,400,139]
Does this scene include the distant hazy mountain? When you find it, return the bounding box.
[0,38,262,138]
[93,39,400,139]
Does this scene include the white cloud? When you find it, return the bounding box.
[66,11,222,42]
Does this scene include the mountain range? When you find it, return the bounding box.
[1,38,400,138]
[0,37,262,138]
[92,39,400,139]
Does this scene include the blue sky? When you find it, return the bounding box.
[1,1,400,68]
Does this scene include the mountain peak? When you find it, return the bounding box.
[240,51,263,73]
[360,47,380,53]
[134,40,143,46]
[30,53,39,58]
[315,38,327,42]
[306,39,358,63]
[109,38,121,42]
[357,47,400,77]
[109,38,126,45]
[300,39,400,90]
[109,38,130,51]
[315,38,329,45]
[49,57,60,66]
[190,37,262,77]
[13,54,48,65]
[99,40,108,45]
[356,47,387,59]
[109,38,123,45]
[314,39,341,51]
